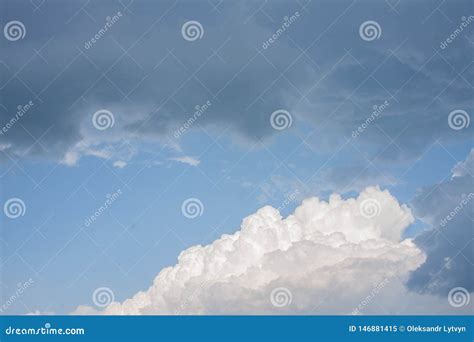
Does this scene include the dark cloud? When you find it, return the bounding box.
[0,0,472,165]
[408,150,474,295]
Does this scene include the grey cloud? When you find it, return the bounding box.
[407,150,474,295]
[0,0,472,165]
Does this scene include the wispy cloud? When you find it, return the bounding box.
[113,160,127,169]
[169,156,201,167]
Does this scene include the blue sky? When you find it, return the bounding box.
[0,0,472,314]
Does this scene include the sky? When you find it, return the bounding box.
[0,0,472,315]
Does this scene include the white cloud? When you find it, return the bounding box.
[113,160,127,169]
[26,310,55,315]
[60,141,113,166]
[70,186,474,315]
[0,143,12,151]
[169,156,201,167]
[61,150,80,166]
[451,148,473,177]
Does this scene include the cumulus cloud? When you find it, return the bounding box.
[408,149,474,295]
[73,186,467,315]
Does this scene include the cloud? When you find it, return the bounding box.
[113,160,127,169]
[0,1,309,164]
[169,156,201,167]
[0,1,472,166]
[451,149,474,178]
[72,186,464,315]
[407,149,474,295]
[26,310,55,315]
[60,143,113,166]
